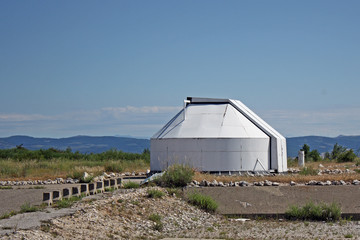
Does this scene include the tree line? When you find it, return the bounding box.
[0,145,150,162]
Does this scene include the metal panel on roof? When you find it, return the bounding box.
[153,103,268,139]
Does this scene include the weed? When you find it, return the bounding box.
[344,234,353,238]
[0,186,13,189]
[207,227,215,232]
[187,192,218,212]
[285,201,341,221]
[123,181,140,189]
[105,187,115,192]
[149,213,161,222]
[117,199,124,203]
[20,203,39,213]
[147,189,165,198]
[0,211,17,220]
[149,213,163,231]
[54,195,82,209]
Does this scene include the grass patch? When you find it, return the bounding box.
[0,211,17,220]
[54,195,83,209]
[155,164,194,188]
[123,181,140,189]
[187,192,218,212]
[20,202,39,213]
[285,201,341,221]
[105,187,115,192]
[147,189,165,198]
[345,233,353,238]
[0,186,13,189]
[149,213,162,222]
[149,213,163,231]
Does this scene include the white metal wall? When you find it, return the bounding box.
[150,138,270,172]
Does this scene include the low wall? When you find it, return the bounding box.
[43,177,122,205]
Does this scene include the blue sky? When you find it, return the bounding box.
[1,0,360,138]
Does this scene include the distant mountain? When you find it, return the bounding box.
[0,135,359,157]
[0,135,150,154]
[286,135,360,157]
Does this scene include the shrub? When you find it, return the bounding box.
[147,189,165,198]
[156,164,194,188]
[104,161,123,173]
[337,149,357,163]
[187,192,218,212]
[123,181,140,189]
[285,201,341,221]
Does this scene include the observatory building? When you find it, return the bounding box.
[150,97,287,173]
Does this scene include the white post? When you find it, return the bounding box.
[298,150,305,167]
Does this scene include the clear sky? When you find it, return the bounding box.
[1,0,360,138]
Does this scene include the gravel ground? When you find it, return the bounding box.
[2,187,360,240]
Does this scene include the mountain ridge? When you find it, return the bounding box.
[0,135,359,157]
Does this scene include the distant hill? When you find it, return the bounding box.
[0,135,150,154]
[0,135,359,157]
[286,135,360,157]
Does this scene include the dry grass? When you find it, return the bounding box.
[193,160,360,184]
[0,159,149,181]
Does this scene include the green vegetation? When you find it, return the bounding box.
[149,213,163,231]
[187,192,218,212]
[20,202,40,213]
[299,166,318,176]
[344,234,353,238]
[301,144,321,162]
[166,188,182,198]
[148,213,162,222]
[155,164,194,188]
[105,187,115,192]
[54,195,83,209]
[0,146,150,162]
[0,210,17,220]
[285,201,341,221]
[123,181,140,189]
[0,186,13,189]
[0,147,150,179]
[147,189,165,198]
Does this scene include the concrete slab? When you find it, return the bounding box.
[185,186,360,215]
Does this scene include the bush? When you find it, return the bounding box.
[337,149,357,163]
[187,192,218,212]
[104,161,123,173]
[156,164,194,188]
[285,201,341,221]
[123,181,140,189]
[147,189,165,198]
